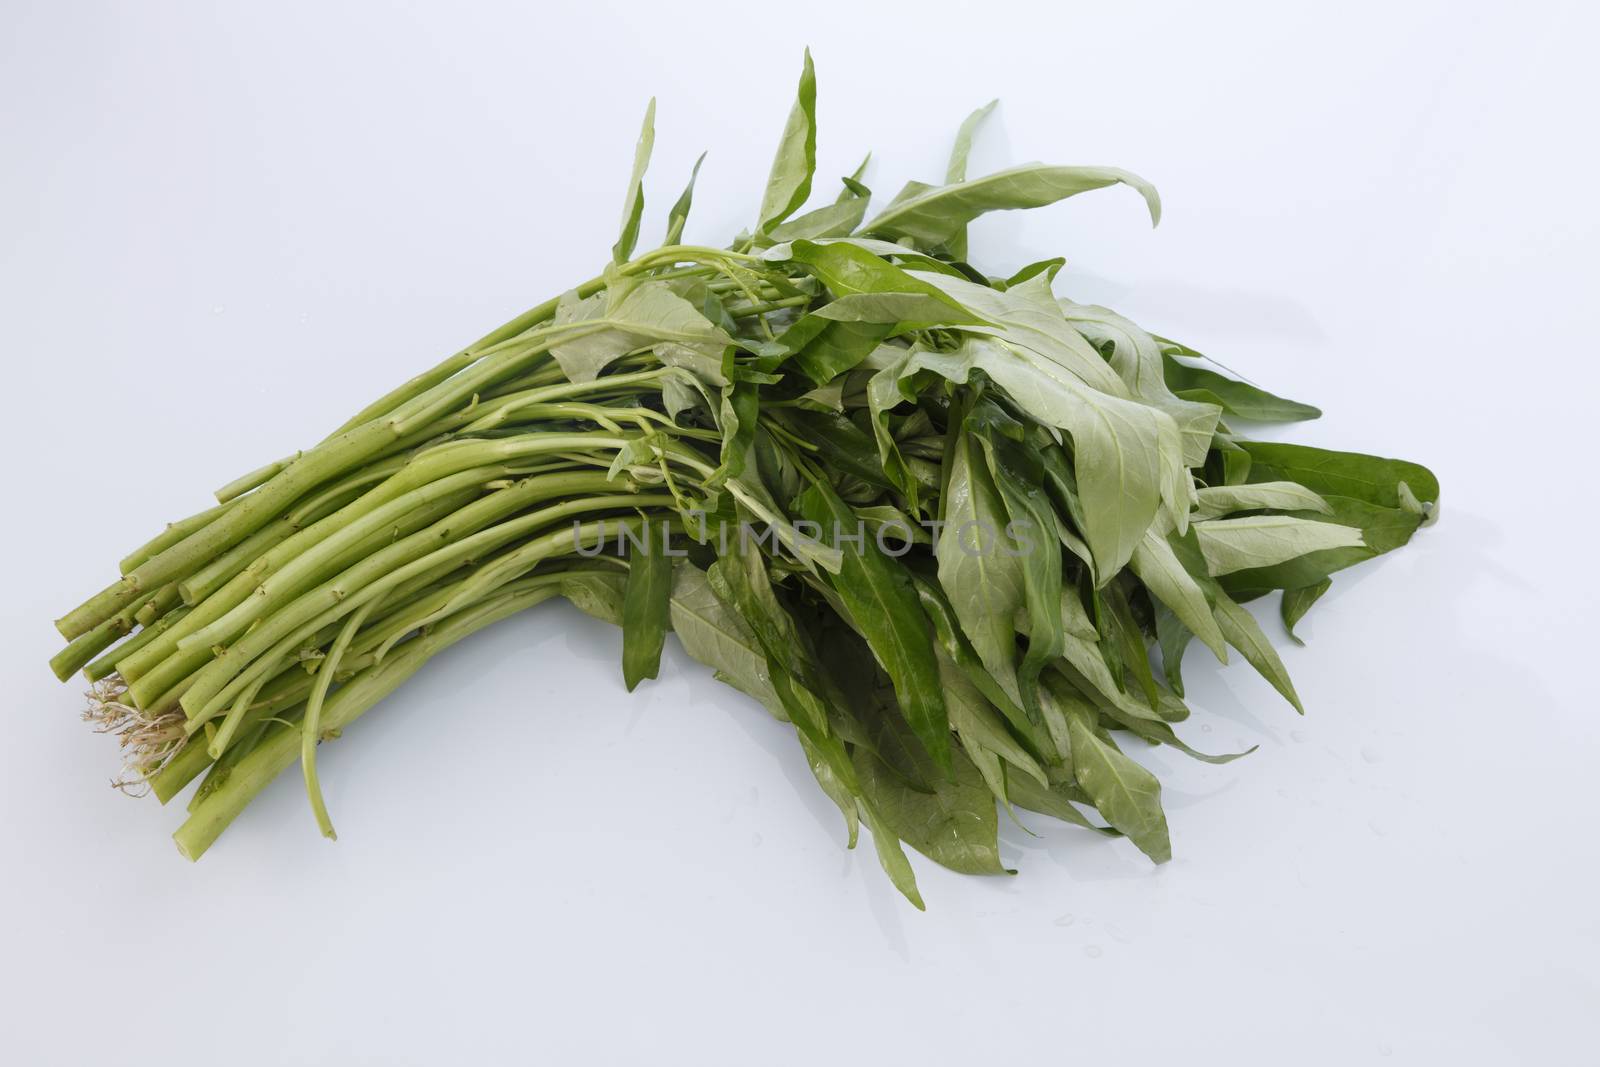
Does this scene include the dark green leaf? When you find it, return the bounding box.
[797,479,950,771]
[775,314,893,385]
[854,743,1008,876]
[1162,352,1321,422]
[779,408,893,489]
[621,520,673,691]
[1241,441,1440,509]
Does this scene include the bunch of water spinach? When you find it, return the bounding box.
[48,52,1436,906]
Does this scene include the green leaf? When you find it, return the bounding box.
[767,169,872,243]
[1129,529,1228,661]
[863,163,1160,249]
[857,797,924,909]
[1240,441,1439,510]
[946,99,997,184]
[663,151,705,247]
[967,401,1065,710]
[940,647,1048,802]
[915,576,1042,756]
[910,270,1129,397]
[1115,713,1259,766]
[613,98,656,264]
[1000,257,1064,288]
[1005,770,1120,836]
[775,314,893,385]
[1100,578,1160,711]
[1194,481,1332,518]
[854,743,1008,876]
[550,281,733,383]
[800,732,859,848]
[944,98,998,260]
[1166,525,1305,712]
[1154,605,1195,696]
[1193,515,1365,577]
[1281,578,1331,645]
[1212,589,1304,713]
[667,563,778,710]
[1056,589,1166,724]
[757,49,818,233]
[1066,704,1171,863]
[1061,302,1222,467]
[797,479,951,770]
[839,153,871,201]
[784,240,984,326]
[560,571,627,626]
[1218,493,1424,599]
[911,335,1187,579]
[1161,350,1321,422]
[779,408,893,489]
[937,427,1025,705]
[621,520,672,691]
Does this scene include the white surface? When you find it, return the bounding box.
[3,1,1597,1063]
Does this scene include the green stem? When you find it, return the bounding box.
[172,579,570,859]
[181,496,670,724]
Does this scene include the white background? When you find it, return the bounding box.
[3,2,1596,1063]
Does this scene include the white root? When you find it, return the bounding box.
[82,676,187,796]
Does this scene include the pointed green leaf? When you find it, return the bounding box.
[1212,590,1304,713]
[621,520,672,691]
[1281,578,1332,645]
[757,50,818,233]
[1129,529,1228,661]
[612,98,656,264]
[1195,481,1332,518]
[1066,706,1172,863]
[1240,441,1439,510]
[858,797,924,909]
[1161,348,1322,422]
[797,479,950,770]
[910,335,1187,579]
[937,427,1025,704]
[550,281,733,382]
[1194,515,1364,577]
[945,98,998,260]
[668,563,778,709]
[863,162,1160,249]
[663,150,705,247]
[854,743,1008,876]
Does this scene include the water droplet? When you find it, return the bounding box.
[1361,746,1382,764]
[1368,820,1386,837]
[1200,723,1212,733]
[751,832,763,847]
[1379,1043,1393,1057]
[1054,913,1074,927]
[1106,923,1131,944]
[211,305,225,315]
[1291,729,1308,743]
[1083,945,1103,959]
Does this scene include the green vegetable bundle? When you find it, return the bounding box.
[49,53,1436,906]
